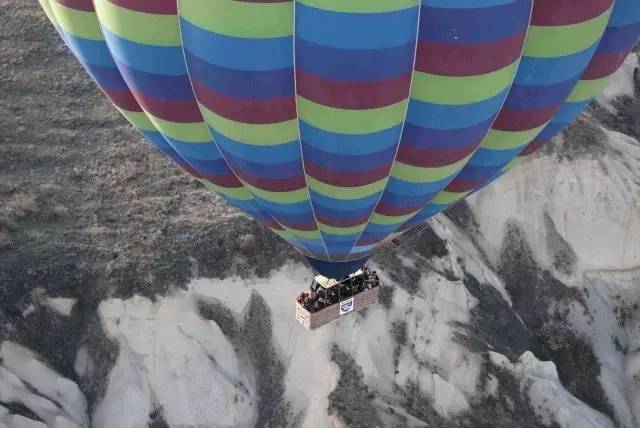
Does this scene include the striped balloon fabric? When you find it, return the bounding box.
[40,0,640,279]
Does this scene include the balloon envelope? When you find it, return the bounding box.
[40,0,640,279]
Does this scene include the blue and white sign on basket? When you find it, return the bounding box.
[339,297,354,316]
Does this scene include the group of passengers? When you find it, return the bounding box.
[296,267,380,313]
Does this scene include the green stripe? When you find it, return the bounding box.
[504,157,526,170]
[288,228,321,240]
[431,190,468,205]
[243,182,309,204]
[146,112,211,142]
[319,223,365,236]
[178,0,292,38]
[307,175,387,199]
[50,0,103,40]
[40,0,61,28]
[524,9,612,57]
[411,62,517,105]
[566,76,609,102]
[93,0,180,46]
[298,0,418,12]
[199,104,298,146]
[370,211,414,226]
[117,108,155,131]
[481,125,546,150]
[201,180,254,201]
[297,97,407,135]
[391,156,470,183]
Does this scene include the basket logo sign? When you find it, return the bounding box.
[340,297,354,315]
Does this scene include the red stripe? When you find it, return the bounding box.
[201,173,244,188]
[519,138,548,156]
[415,31,526,77]
[396,139,481,168]
[296,69,411,110]
[581,52,628,80]
[54,0,94,11]
[445,178,483,193]
[231,168,307,192]
[101,87,142,112]
[305,162,391,188]
[192,79,296,124]
[130,89,203,123]
[492,105,560,131]
[277,219,318,232]
[175,162,202,179]
[375,201,424,217]
[531,0,613,26]
[107,0,177,14]
[315,211,371,228]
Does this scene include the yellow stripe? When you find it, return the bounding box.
[391,156,470,183]
[178,0,292,38]
[297,97,407,135]
[524,8,612,58]
[318,223,366,236]
[298,0,418,12]
[116,108,155,131]
[93,0,180,46]
[431,190,468,205]
[370,211,415,226]
[481,125,547,150]
[306,175,387,199]
[566,76,609,102]
[199,103,298,146]
[145,112,211,143]
[201,180,254,201]
[50,0,103,40]
[411,62,517,105]
[243,182,310,204]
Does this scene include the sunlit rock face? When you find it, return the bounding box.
[1,3,639,426]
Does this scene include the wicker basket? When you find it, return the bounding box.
[295,287,379,330]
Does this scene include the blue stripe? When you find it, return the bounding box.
[468,146,522,166]
[258,199,313,216]
[115,60,195,100]
[401,119,494,150]
[596,23,640,54]
[504,76,581,110]
[311,190,380,210]
[163,136,221,160]
[183,50,293,99]
[315,204,373,221]
[423,0,523,6]
[551,100,590,124]
[186,156,234,175]
[210,130,301,164]
[302,144,397,173]
[224,154,302,180]
[609,0,640,27]
[84,63,130,91]
[514,44,599,85]
[386,176,454,196]
[300,122,402,155]
[406,89,506,130]
[102,28,186,76]
[419,0,531,43]
[296,38,414,81]
[296,4,418,50]
[180,18,292,71]
[536,120,568,141]
[60,31,116,67]
[378,191,433,208]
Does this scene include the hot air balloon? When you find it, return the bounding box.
[39,0,640,287]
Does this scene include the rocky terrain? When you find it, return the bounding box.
[1,2,639,427]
